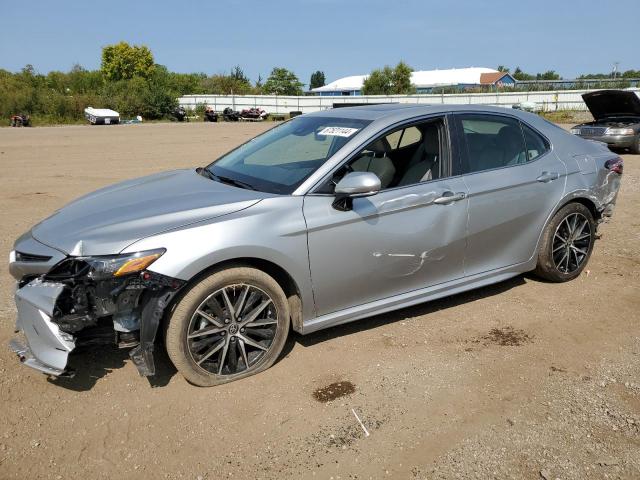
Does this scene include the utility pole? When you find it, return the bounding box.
[612,62,620,79]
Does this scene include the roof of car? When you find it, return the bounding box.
[306,103,537,123]
[305,103,548,127]
[305,104,422,120]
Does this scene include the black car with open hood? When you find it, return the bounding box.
[571,89,640,153]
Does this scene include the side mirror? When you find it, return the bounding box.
[332,171,381,211]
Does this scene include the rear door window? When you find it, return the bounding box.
[521,123,550,161]
[456,114,528,174]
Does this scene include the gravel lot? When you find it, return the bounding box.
[0,122,638,479]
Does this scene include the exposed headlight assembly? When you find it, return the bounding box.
[605,127,634,136]
[87,249,166,278]
[570,128,581,135]
[46,249,166,280]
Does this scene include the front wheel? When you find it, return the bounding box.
[534,202,595,282]
[165,267,290,386]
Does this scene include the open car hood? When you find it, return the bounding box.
[31,169,269,256]
[582,90,640,120]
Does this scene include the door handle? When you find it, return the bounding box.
[537,171,559,183]
[433,191,467,204]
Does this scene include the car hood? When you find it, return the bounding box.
[31,169,271,256]
[582,90,640,120]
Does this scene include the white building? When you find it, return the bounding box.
[311,67,516,96]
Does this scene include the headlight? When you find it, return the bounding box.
[605,127,634,135]
[84,249,166,278]
[46,249,166,280]
[570,128,581,135]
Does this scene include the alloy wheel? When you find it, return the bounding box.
[552,212,592,274]
[187,284,278,375]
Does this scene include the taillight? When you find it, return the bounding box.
[604,157,623,174]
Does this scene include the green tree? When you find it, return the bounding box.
[536,70,561,80]
[143,65,179,117]
[309,70,326,89]
[262,67,304,95]
[497,65,510,73]
[101,41,155,81]
[254,74,264,94]
[391,61,415,94]
[578,72,609,79]
[362,67,393,95]
[230,65,249,83]
[200,73,253,95]
[621,69,640,78]
[362,62,415,95]
[512,67,535,81]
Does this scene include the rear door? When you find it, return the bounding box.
[453,113,566,275]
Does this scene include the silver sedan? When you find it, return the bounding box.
[9,105,622,386]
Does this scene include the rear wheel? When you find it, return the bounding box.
[534,203,595,282]
[165,267,290,386]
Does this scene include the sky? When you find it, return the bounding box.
[1,0,638,86]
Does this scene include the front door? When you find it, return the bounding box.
[303,116,470,317]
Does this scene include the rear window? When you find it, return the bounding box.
[521,123,550,161]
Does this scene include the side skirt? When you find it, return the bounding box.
[301,261,533,335]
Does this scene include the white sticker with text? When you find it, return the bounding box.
[318,126,359,137]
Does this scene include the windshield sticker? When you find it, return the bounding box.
[318,127,359,137]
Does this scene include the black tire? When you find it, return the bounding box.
[630,134,640,155]
[165,266,290,387]
[534,202,596,282]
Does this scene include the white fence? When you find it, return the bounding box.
[178,89,640,115]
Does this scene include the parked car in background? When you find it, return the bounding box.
[571,89,640,153]
[9,105,622,386]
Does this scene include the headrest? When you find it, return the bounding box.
[369,138,389,156]
[496,125,523,146]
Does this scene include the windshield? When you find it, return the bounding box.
[207,116,371,194]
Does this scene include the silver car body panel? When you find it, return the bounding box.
[126,196,316,322]
[8,104,621,377]
[31,169,272,256]
[461,151,568,276]
[14,279,74,372]
[9,232,67,280]
[303,177,469,317]
[302,260,532,334]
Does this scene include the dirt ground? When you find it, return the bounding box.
[0,122,638,480]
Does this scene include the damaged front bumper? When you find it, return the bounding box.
[9,261,184,379]
[11,279,74,375]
